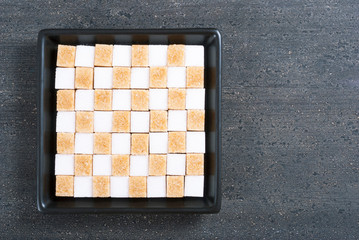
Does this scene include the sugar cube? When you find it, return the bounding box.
[93,176,110,197]
[110,176,129,197]
[131,90,149,111]
[186,154,204,175]
[93,155,112,176]
[56,111,75,132]
[168,88,186,110]
[149,132,168,154]
[57,45,76,68]
[94,111,113,132]
[75,90,94,111]
[57,133,74,154]
[74,133,94,154]
[129,176,147,198]
[131,67,149,89]
[167,45,185,67]
[75,45,95,67]
[131,134,149,155]
[75,67,93,89]
[147,176,166,198]
[56,175,74,196]
[113,67,131,89]
[167,154,186,175]
[187,110,205,131]
[112,45,131,67]
[55,154,74,175]
[150,67,167,88]
[186,132,205,153]
[186,89,205,109]
[94,89,112,110]
[74,154,92,176]
[94,44,113,67]
[167,110,187,131]
[55,67,75,89]
[112,111,131,132]
[130,155,149,176]
[185,45,204,66]
[75,111,94,132]
[94,133,112,154]
[74,176,92,197]
[112,155,129,176]
[131,111,149,133]
[168,132,186,153]
[185,175,204,197]
[167,67,186,88]
[112,133,131,154]
[149,89,168,110]
[149,45,167,66]
[186,67,204,88]
[94,67,113,89]
[132,45,149,67]
[57,90,75,111]
[112,89,131,110]
[149,154,167,176]
[150,110,167,132]
[167,176,184,198]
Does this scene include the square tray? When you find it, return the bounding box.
[37,28,221,213]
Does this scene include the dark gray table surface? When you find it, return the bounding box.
[1,0,359,239]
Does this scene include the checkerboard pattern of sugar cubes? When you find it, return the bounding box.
[55,44,205,198]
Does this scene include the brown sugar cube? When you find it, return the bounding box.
[94,44,113,67]
[131,134,149,155]
[76,111,94,132]
[167,45,185,67]
[113,67,131,88]
[112,155,130,176]
[149,154,166,176]
[168,88,186,110]
[94,133,112,154]
[186,67,204,88]
[56,175,74,197]
[131,90,149,111]
[113,111,130,132]
[75,67,94,89]
[129,176,147,198]
[150,67,167,88]
[57,133,74,154]
[168,132,186,153]
[75,155,93,176]
[57,90,74,111]
[57,45,76,67]
[187,110,205,131]
[93,176,110,198]
[94,90,112,110]
[132,45,149,67]
[186,154,204,175]
[167,176,184,198]
[150,110,167,132]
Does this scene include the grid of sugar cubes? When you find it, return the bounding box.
[55,44,205,198]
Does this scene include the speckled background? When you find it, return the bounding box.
[1,0,359,239]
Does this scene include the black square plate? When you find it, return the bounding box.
[37,29,221,213]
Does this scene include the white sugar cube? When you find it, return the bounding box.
[149,45,167,66]
[167,110,187,131]
[94,111,113,132]
[112,133,131,154]
[93,155,112,175]
[75,133,94,154]
[74,176,93,197]
[75,45,95,67]
[55,154,74,175]
[185,175,204,197]
[112,45,131,67]
[75,90,94,111]
[186,132,205,153]
[149,89,168,110]
[149,132,168,154]
[94,67,113,89]
[167,67,186,88]
[186,89,205,109]
[55,68,75,89]
[167,154,186,175]
[110,176,129,197]
[185,45,204,66]
[131,67,149,89]
[130,155,148,176]
[112,89,131,110]
[131,111,149,133]
[56,111,75,132]
[147,176,166,198]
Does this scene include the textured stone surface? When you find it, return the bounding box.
[0,0,359,239]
